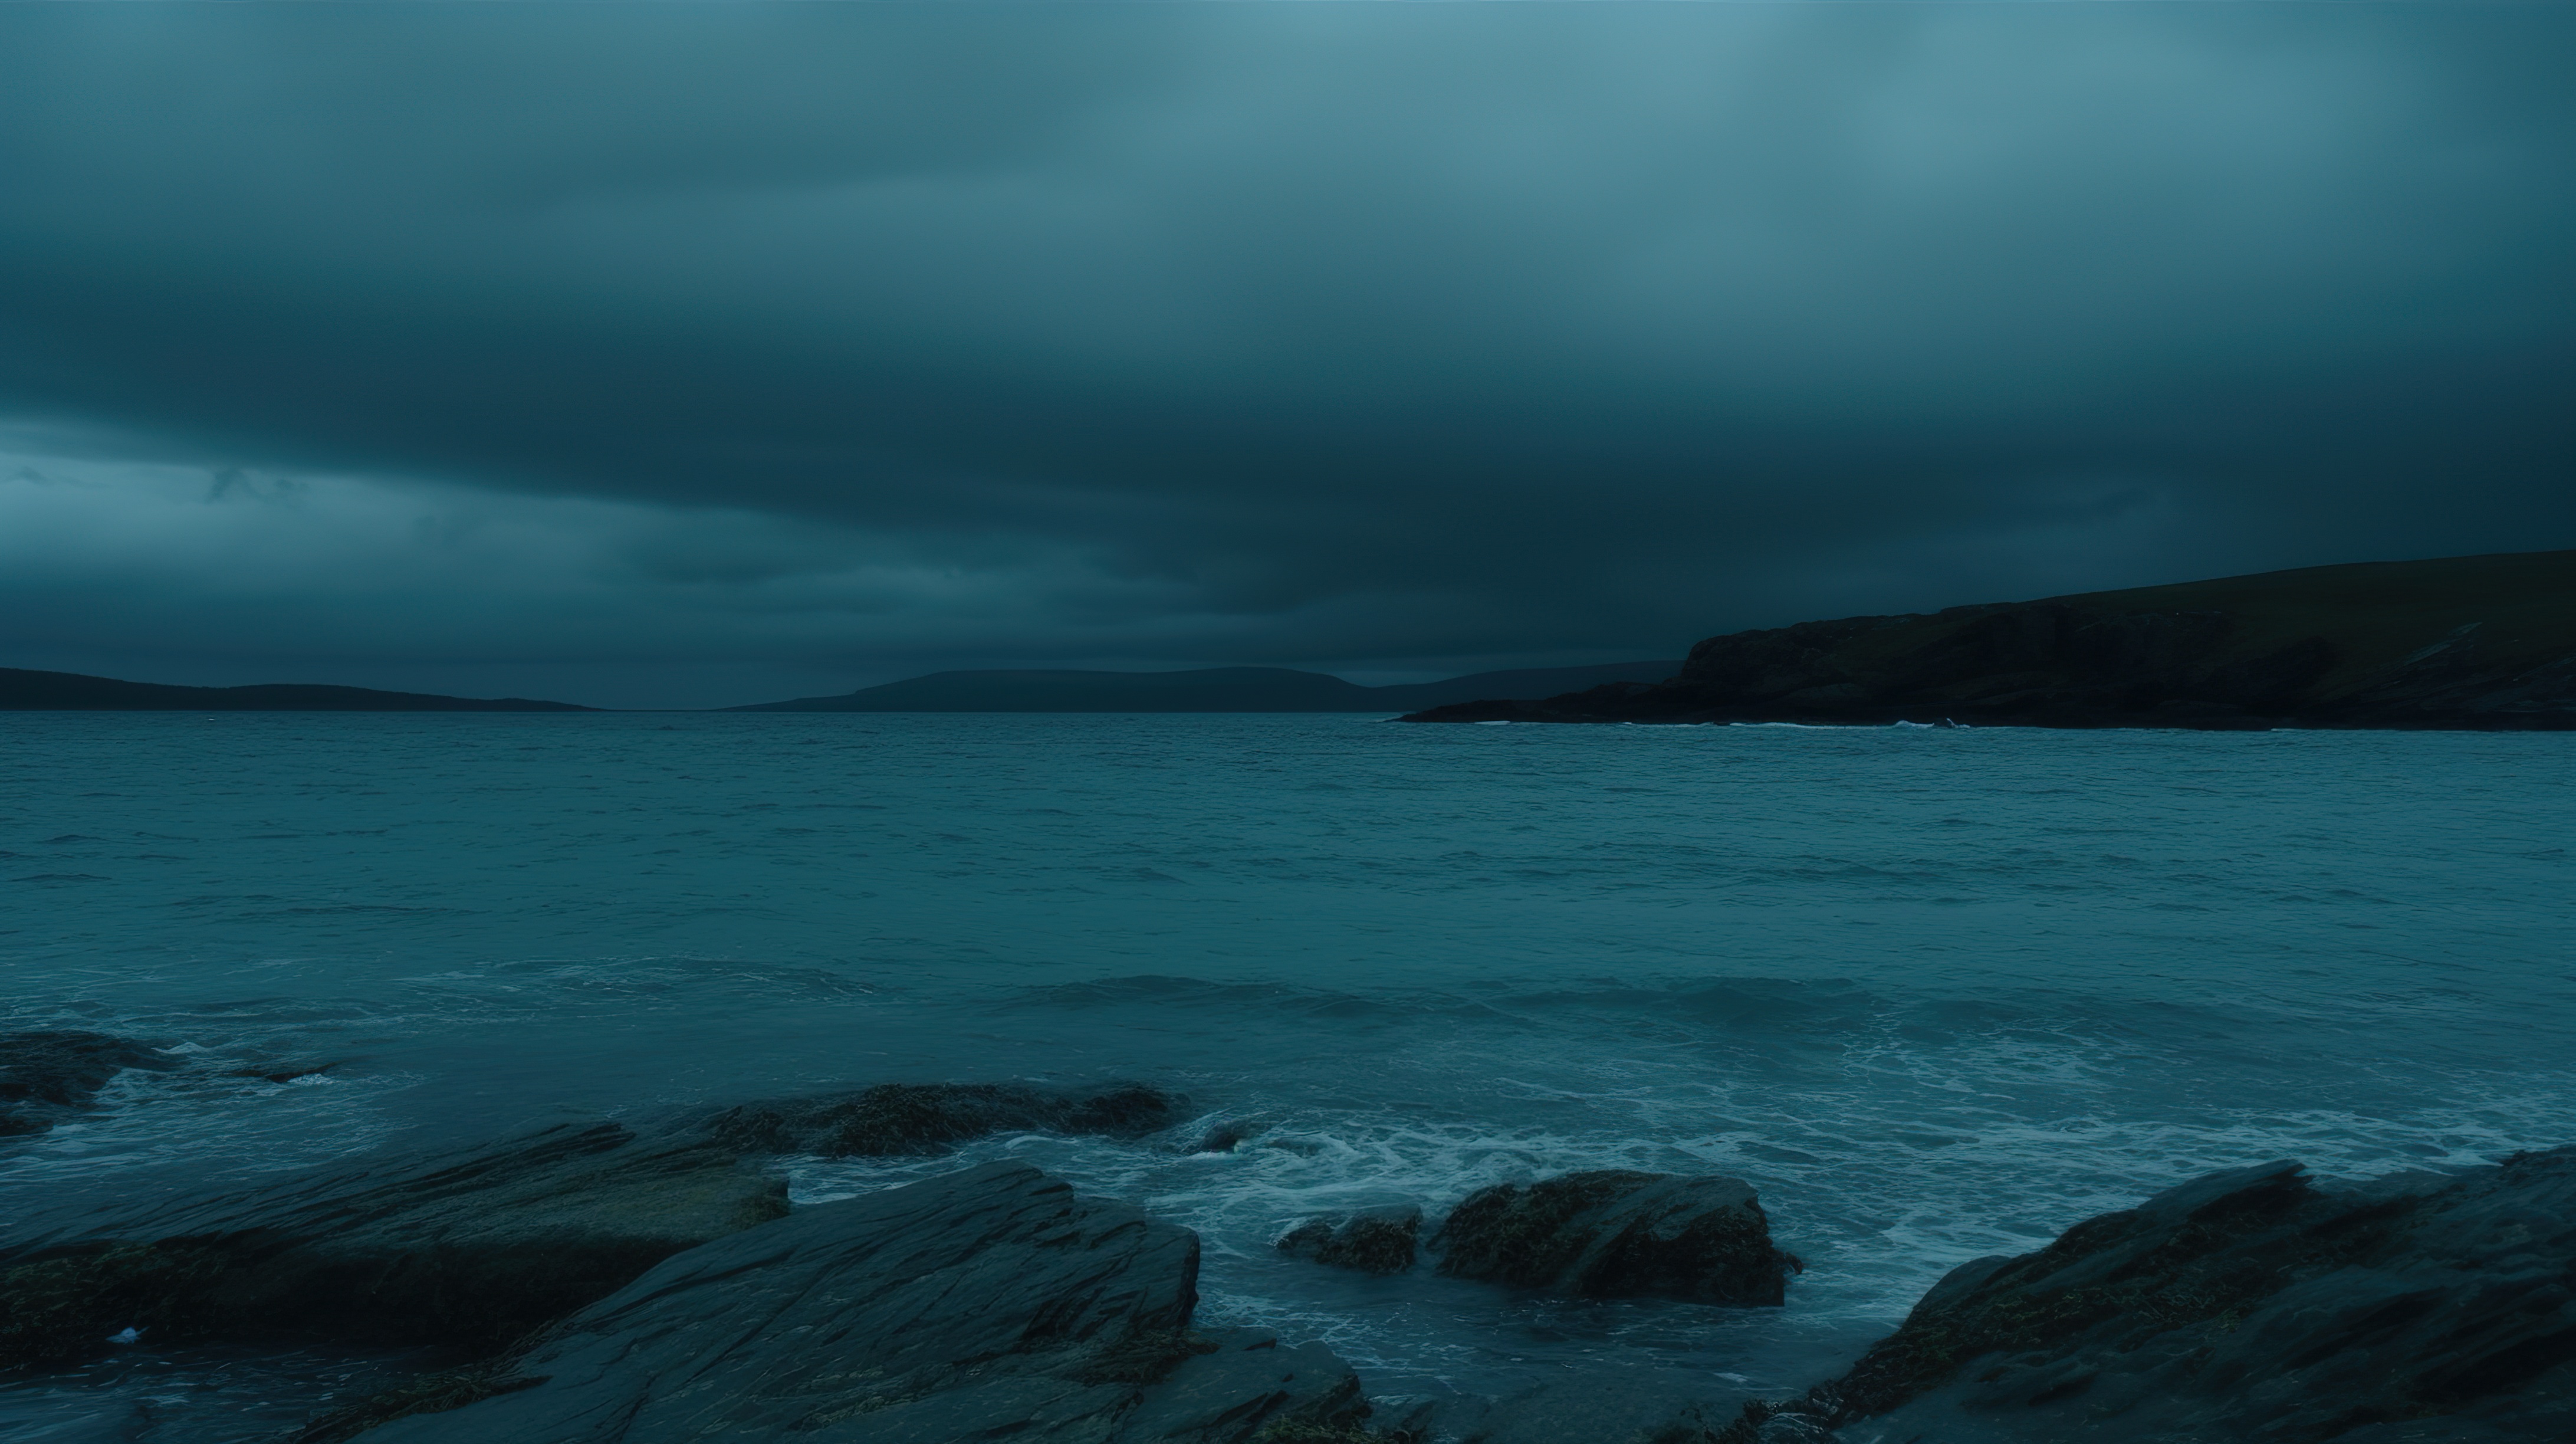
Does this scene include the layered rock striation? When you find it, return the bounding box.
[341,1161,1372,1444]
[1407,550,2576,730]
[0,1121,787,1367]
[1732,1146,2576,1443]
[10,1092,2571,1444]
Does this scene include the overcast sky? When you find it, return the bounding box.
[2,4,2570,708]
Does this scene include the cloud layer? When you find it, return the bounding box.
[1,5,2569,705]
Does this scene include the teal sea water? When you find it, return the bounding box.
[2,714,2570,1438]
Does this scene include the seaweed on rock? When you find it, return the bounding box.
[0,1240,227,1368]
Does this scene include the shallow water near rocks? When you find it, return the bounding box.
[2,713,2570,1438]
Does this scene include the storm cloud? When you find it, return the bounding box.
[2,4,2570,707]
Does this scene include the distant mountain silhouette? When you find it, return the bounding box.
[733,661,1683,713]
[0,668,591,712]
[1405,550,2576,731]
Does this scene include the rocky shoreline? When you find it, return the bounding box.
[4,1046,2570,1442]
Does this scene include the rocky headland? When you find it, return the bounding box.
[1405,550,2576,731]
[4,1054,2569,1442]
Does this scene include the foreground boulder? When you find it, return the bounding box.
[1278,1207,1421,1275]
[344,1161,1372,1444]
[1759,1146,2576,1443]
[1432,1170,1795,1305]
[0,1030,176,1137]
[704,1081,1186,1157]
[0,1121,786,1366]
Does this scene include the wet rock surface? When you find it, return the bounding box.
[1431,1170,1794,1306]
[12,1109,2571,1443]
[704,1080,1187,1157]
[1746,1146,2576,1443]
[0,1030,176,1137]
[1427,1373,1754,1444]
[1278,1207,1421,1276]
[0,1121,786,1367]
[346,1161,1374,1444]
[1191,1115,1272,1154]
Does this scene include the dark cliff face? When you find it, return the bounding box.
[1407,550,2576,730]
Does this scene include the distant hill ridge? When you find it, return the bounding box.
[731,661,1684,713]
[0,661,1685,714]
[0,668,591,712]
[1405,550,2576,730]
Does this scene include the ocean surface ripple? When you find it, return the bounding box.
[2,713,2568,1436]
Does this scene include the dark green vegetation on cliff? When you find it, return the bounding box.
[1407,550,2576,730]
[0,667,589,711]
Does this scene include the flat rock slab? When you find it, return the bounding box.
[1814,1145,2576,1443]
[1431,1169,1793,1305]
[703,1081,1186,1157]
[351,1161,1368,1444]
[0,1121,787,1364]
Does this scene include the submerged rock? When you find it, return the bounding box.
[0,1029,177,1137]
[344,1161,1374,1444]
[1278,1207,1421,1275]
[1776,1146,2576,1443]
[704,1080,1186,1157]
[1431,1170,1794,1305]
[0,1121,786,1367]
[231,1059,344,1084]
[1190,1115,1270,1153]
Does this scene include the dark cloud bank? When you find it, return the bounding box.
[0,5,2568,708]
